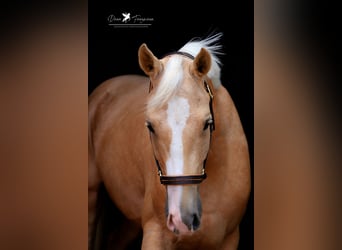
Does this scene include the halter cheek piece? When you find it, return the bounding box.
[148,51,215,185]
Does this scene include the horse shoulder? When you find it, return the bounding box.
[89,74,150,220]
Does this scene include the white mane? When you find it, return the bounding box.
[179,32,223,88]
[147,33,223,110]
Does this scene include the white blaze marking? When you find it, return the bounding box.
[166,96,190,175]
[166,96,190,213]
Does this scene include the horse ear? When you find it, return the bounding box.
[192,48,211,77]
[138,43,162,79]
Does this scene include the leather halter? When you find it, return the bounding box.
[148,52,215,185]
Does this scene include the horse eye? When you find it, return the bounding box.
[203,119,213,131]
[145,121,155,133]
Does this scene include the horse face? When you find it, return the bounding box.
[146,88,212,234]
[140,44,213,234]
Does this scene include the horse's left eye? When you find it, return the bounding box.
[203,119,213,131]
[145,121,155,133]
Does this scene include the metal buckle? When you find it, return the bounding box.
[205,82,213,99]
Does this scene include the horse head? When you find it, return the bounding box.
[138,42,217,234]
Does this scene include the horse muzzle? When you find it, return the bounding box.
[166,186,202,234]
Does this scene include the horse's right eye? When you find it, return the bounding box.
[145,121,155,133]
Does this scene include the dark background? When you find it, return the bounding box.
[89,2,254,249]
[1,0,342,249]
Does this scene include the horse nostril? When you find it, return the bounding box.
[182,212,201,231]
[192,213,200,231]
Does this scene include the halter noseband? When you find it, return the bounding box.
[148,52,215,186]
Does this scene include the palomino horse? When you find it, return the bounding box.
[88,33,251,249]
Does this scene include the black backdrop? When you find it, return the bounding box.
[89,2,253,249]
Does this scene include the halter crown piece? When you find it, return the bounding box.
[148,52,215,185]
